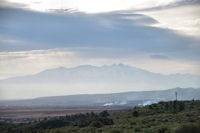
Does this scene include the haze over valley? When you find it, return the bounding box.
[0,87,199,107]
[0,64,200,100]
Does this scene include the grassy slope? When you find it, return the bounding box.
[1,100,200,133]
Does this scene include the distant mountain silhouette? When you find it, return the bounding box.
[0,64,200,100]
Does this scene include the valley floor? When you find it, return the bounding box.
[0,100,200,133]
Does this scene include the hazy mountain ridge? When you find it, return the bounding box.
[0,88,199,107]
[1,64,199,83]
[0,64,200,100]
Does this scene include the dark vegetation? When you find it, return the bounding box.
[0,100,200,133]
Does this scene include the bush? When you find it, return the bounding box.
[99,110,109,118]
[130,121,136,125]
[175,123,200,133]
[90,121,103,128]
[135,127,141,132]
[144,129,154,133]
[133,111,139,117]
[99,118,114,125]
[157,127,168,133]
[110,129,121,133]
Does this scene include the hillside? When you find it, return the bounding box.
[0,88,200,107]
[1,64,200,100]
[1,100,200,133]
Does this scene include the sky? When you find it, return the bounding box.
[0,0,200,80]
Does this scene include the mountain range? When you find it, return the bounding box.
[0,64,200,100]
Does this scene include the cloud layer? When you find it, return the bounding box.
[0,0,200,79]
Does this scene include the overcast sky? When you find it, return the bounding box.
[0,0,200,79]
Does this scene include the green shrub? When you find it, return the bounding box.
[175,123,200,133]
[133,111,139,117]
[135,127,141,132]
[99,110,109,118]
[157,126,169,133]
[90,121,103,128]
[110,129,121,133]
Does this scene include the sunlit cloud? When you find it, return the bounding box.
[5,0,181,13]
[140,5,200,38]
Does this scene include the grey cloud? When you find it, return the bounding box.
[0,7,200,61]
[174,0,200,6]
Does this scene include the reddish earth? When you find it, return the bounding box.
[0,106,129,123]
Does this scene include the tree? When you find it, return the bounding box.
[133,110,139,117]
[99,110,109,118]
[178,102,185,112]
[90,120,103,128]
